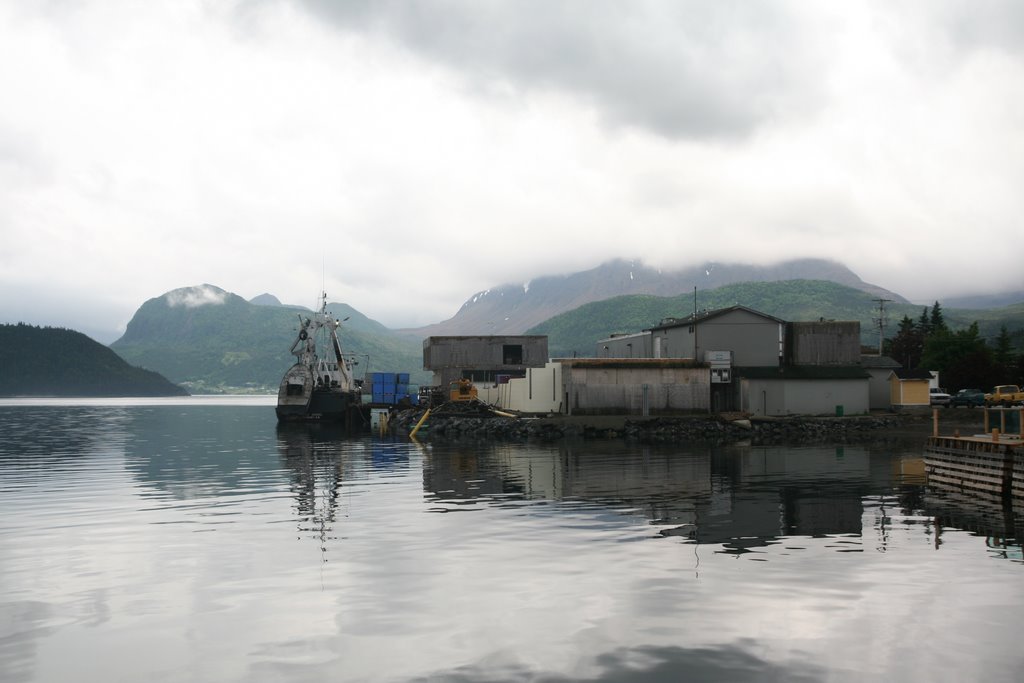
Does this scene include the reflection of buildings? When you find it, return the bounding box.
[696,447,872,553]
[422,442,889,553]
[423,440,1023,560]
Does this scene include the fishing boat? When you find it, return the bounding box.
[276,294,362,422]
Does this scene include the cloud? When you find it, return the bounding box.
[295,0,827,140]
[164,286,228,309]
[0,1,1023,341]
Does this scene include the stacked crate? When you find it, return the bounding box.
[367,372,416,405]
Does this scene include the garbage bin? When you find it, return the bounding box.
[835,405,844,417]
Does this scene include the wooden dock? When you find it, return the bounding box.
[924,407,1024,500]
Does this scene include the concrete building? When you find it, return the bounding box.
[596,331,652,358]
[560,358,709,415]
[737,366,870,417]
[595,307,871,415]
[648,306,786,366]
[426,309,873,416]
[423,335,549,388]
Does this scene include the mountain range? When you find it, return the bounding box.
[402,258,907,337]
[99,259,1023,393]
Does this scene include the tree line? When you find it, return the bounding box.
[885,302,1023,391]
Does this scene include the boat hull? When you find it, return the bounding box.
[276,362,360,423]
[276,388,358,422]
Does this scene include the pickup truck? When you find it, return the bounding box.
[950,388,985,408]
[985,385,1024,405]
[929,387,951,407]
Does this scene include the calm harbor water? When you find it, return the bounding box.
[1,398,1022,682]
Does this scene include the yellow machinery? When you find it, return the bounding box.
[449,379,478,402]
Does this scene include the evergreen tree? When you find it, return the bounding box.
[993,326,1013,371]
[920,322,996,391]
[917,306,931,337]
[929,301,947,333]
[889,315,924,369]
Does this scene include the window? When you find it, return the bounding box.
[502,344,523,365]
[463,369,524,383]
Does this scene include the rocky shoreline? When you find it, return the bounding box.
[388,406,980,445]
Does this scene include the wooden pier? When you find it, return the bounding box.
[924,407,1024,500]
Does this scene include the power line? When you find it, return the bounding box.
[872,298,892,356]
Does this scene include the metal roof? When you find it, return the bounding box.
[650,305,786,330]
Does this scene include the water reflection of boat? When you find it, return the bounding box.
[276,421,351,451]
[276,293,362,424]
[276,423,348,553]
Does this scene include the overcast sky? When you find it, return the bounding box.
[2,1,1023,342]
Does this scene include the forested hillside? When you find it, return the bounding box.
[0,323,187,397]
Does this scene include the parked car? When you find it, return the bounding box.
[950,388,985,408]
[929,387,952,407]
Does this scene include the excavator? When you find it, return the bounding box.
[449,379,478,402]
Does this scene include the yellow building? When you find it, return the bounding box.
[888,369,932,408]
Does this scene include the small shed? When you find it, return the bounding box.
[888,368,933,408]
[861,355,902,411]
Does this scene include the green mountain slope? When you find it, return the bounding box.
[529,280,1024,358]
[110,285,425,392]
[0,323,187,397]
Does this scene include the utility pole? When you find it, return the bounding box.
[872,298,891,356]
